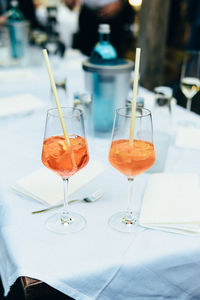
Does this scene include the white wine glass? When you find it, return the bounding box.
[41,107,89,234]
[108,106,156,233]
[180,51,200,111]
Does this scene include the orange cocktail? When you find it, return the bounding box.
[41,107,89,234]
[42,135,89,178]
[109,139,155,177]
[108,106,155,233]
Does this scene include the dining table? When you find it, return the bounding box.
[0,49,200,300]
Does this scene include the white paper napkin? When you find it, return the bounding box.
[0,69,36,81]
[11,159,106,205]
[0,94,44,117]
[139,173,200,235]
[176,126,200,150]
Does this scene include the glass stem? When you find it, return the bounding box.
[124,177,136,224]
[186,97,192,111]
[60,178,72,224]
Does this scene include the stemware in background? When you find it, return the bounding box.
[0,26,11,67]
[180,51,200,112]
[41,107,89,234]
[43,33,65,70]
[73,91,93,136]
[108,106,155,233]
[148,86,173,173]
[50,75,67,107]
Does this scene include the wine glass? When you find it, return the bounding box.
[41,107,89,234]
[180,51,200,111]
[50,75,67,107]
[108,106,156,233]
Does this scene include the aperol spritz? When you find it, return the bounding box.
[41,107,89,234]
[108,106,155,232]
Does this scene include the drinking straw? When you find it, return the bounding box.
[129,48,141,147]
[42,49,71,146]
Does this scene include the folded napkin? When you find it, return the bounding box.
[11,159,106,206]
[0,69,36,81]
[176,126,200,150]
[0,94,44,117]
[139,173,200,235]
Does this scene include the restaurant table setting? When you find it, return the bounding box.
[0,49,200,300]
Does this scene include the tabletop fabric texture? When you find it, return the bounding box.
[0,94,44,118]
[0,54,200,300]
[176,126,200,150]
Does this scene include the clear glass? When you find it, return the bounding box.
[41,107,89,234]
[180,51,200,112]
[108,107,156,233]
[148,86,173,173]
[0,26,11,67]
[73,91,93,136]
[50,76,67,107]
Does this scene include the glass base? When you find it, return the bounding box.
[108,211,144,233]
[45,212,86,234]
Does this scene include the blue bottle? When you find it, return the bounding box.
[88,24,118,134]
[8,0,25,59]
[91,24,117,62]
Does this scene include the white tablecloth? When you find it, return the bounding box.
[0,53,200,300]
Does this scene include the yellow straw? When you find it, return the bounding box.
[42,49,71,146]
[129,48,141,147]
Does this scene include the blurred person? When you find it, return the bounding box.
[1,0,44,29]
[17,0,44,29]
[64,0,135,57]
[34,0,46,9]
[0,15,6,25]
[18,0,43,29]
[166,0,186,49]
[35,1,79,49]
[185,0,200,50]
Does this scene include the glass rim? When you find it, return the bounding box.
[47,106,83,118]
[116,106,152,118]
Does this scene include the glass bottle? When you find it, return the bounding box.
[7,0,25,59]
[90,24,117,62]
[8,0,23,21]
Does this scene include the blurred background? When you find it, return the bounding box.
[0,0,199,113]
[0,2,200,298]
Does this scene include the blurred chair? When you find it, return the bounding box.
[21,277,75,300]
